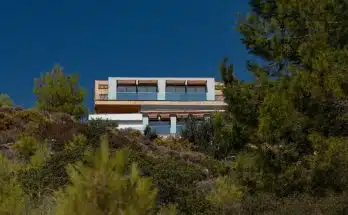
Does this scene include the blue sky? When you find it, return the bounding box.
[0,0,252,109]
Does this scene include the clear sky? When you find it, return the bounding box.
[0,0,252,110]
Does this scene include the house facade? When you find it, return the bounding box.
[89,77,226,136]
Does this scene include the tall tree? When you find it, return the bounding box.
[217,0,348,196]
[33,65,86,120]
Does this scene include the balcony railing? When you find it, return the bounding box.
[165,93,206,101]
[117,92,157,100]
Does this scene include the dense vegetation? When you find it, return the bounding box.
[1,0,348,214]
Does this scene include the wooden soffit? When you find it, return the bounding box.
[138,80,158,85]
[187,80,207,86]
[148,113,170,120]
[166,80,186,85]
[117,80,136,85]
[148,113,158,119]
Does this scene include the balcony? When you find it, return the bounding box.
[117,92,157,101]
[165,93,206,101]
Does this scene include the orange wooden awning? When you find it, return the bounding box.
[187,80,206,86]
[117,80,136,85]
[166,80,186,85]
[138,80,158,85]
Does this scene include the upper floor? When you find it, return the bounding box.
[95,77,224,102]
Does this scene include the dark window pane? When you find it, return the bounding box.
[117,86,136,92]
[149,121,171,135]
[138,86,157,92]
[187,86,206,93]
[166,86,175,92]
[166,86,185,93]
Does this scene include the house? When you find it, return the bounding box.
[89,77,226,136]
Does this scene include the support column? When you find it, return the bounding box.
[206,78,215,100]
[142,114,149,131]
[108,78,117,100]
[158,79,166,100]
[170,115,177,135]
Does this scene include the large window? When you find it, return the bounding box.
[117,85,137,92]
[186,86,206,93]
[137,86,157,92]
[117,85,157,100]
[165,85,206,101]
[166,85,186,100]
[117,85,137,100]
[149,120,171,135]
[186,86,206,100]
[166,85,186,93]
[137,85,157,100]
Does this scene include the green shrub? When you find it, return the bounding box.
[84,119,118,147]
[128,150,219,214]
[154,137,193,152]
[54,136,171,215]
[12,136,39,161]
[17,135,88,200]
[0,153,27,215]
[0,93,13,108]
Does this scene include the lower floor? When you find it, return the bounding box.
[88,113,211,136]
[91,103,225,136]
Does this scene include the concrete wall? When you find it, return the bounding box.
[108,77,117,100]
[118,122,143,131]
[206,78,215,100]
[88,113,143,131]
[88,113,143,121]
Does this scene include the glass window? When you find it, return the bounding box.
[149,120,171,135]
[166,85,186,93]
[186,86,206,93]
[117,85,136,92]
[138,85,157,93]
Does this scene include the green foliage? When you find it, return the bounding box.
[85,119,118,146]
[307,134,348,194]
[0,153,26,215]
[128,150,220,215]
[144,125,158,141]
[207,176,244,212]
[154,136,193,152]
[0,93,13,107]
[181,113,241,159]
[17,134,87,200]
[33,64,86,120]
[12,136,39,161]
[54,136,160,215]
[202,1,348,213]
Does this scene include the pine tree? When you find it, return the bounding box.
[217,0,348,196]
[54,136,171,215]
[33,64,86,120]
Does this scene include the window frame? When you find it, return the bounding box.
[186,85,207,93]
[117,85,137,93]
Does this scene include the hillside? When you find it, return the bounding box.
[0,107,227,214]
